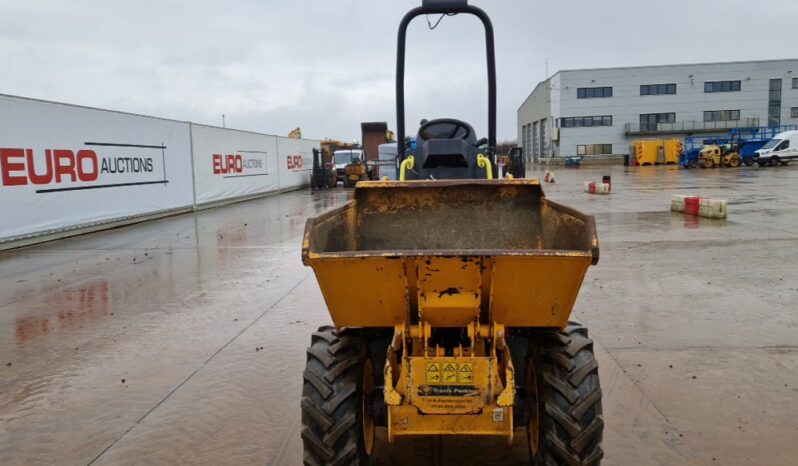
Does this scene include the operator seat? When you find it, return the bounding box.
[404,118,489,180]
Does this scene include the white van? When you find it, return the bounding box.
[754,130,798,166]
[332,149,365,180]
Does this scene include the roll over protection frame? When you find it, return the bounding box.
[396,0,497,160]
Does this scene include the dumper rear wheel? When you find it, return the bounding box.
[529,322,604,465]
[301,326,374,466]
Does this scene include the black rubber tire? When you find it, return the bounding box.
[688,160,698,169]
[770,156,780,167]
[343,177,353,188]
[743,159,754,167]
[530,322,604,466]
[301,326,372,466]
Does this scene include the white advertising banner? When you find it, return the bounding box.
[191,124,280,205]
[0,95,194,241]
[276,136,316,191]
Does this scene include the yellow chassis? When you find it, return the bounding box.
[383,321,515,442]
[301,180,599,441]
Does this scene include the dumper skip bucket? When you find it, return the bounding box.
[302,179,599,328]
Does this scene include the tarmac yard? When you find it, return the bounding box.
[1,165,797,465]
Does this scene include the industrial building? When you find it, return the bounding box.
[517,58,798,162]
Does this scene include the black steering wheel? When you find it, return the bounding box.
[419,118,471,141]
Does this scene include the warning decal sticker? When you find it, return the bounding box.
[458,363,473,383]
[425,363,441,383]
[424,361,475,384]
[442,363,457,383]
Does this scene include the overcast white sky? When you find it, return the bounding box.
[2,0,797,142]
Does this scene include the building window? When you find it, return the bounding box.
[640,113,675,123]
[577,86,612,98]
[769,79,782,126]
[640,83,676,95]
[577,144,613,156]
[704,110,741,122]
[793,77,798,89]
[792,107,798,118]
[639,113,675,131]
[640,113,676,131]
[704,80,741,93]
[557,115,612,128]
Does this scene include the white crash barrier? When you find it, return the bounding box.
[275,135,315,192]
[583,181,610,194]
[190,124,316,206]
[670,194,727,218]
[699,198,728,219]
[0,95,318,245]
[670,194,688,212]
[0,94,194,241]
[191,124,279,205]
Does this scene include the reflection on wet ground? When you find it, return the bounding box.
[2,165,798,465]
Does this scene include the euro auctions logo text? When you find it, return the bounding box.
[286,155,303,170]
[212,153,264,175]
[1,147,155,187]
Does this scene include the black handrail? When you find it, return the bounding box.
[396,0,496,158]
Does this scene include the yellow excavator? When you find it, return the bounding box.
[300,2,603,464]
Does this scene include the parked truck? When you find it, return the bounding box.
[361,122,394,179]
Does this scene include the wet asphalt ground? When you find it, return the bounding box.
[1,164,797,465]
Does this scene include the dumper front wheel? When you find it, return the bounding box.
[301,326,374,466]
[528,322,604,465]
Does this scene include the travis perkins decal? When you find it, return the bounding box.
[0,142,168,193]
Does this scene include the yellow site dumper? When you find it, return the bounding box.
[300,2,603,465]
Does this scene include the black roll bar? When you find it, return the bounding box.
[396,0,496,157]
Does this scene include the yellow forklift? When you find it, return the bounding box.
[310,147,338,189]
